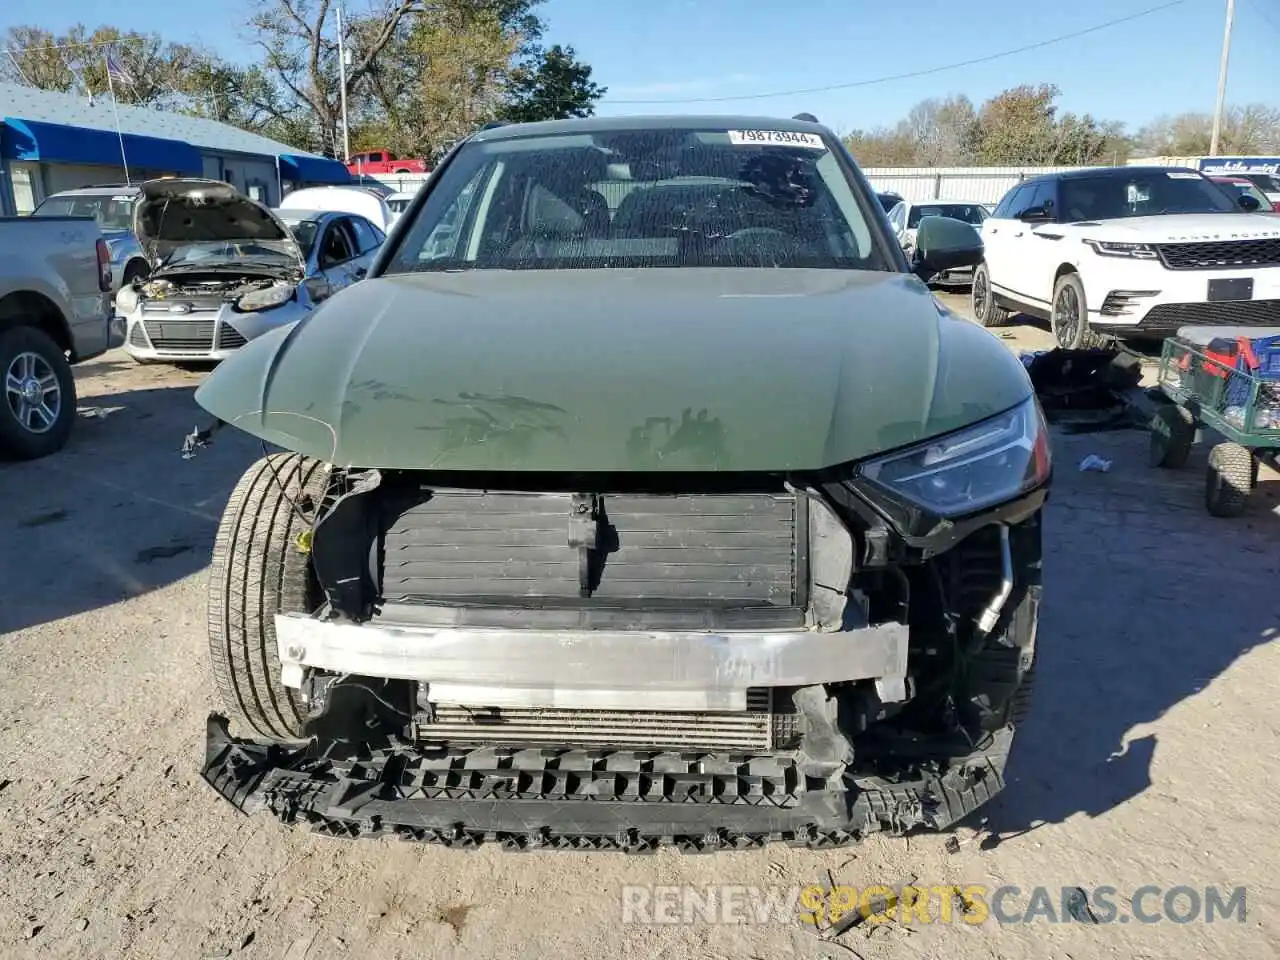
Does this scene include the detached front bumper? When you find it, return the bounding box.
[201,714,1014,851]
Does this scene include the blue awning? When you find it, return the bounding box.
[1,117,203,173]
[277,153,351,184]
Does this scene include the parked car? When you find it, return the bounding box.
[972,166,1280,348]
[1231,171,1280,206]
[1209,175,1276,213]
[0,214,116,458]
[874,190,903,213]
[279,185,394,232]
[30,185,151,292]
[385,190,417,226]
[116,179,379,365]
[274,209,385,293]
[194,113,1049,852]
[346,148,430,176]
[886,198,990,286]
[346,176,395,199]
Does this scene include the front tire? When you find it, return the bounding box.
[207,453,329,742]
[1051,272,1108,349]
[0,325,77,460]
[971,262,1010,328]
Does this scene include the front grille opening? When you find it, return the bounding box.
[140,319,216,351]
[1158,238,1280,270]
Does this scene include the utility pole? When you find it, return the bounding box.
[1209,0,1235,157]
[336,4,351,163]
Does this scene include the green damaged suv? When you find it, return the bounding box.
[197,115,1050,851]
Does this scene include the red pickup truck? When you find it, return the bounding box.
[345,149,430,176]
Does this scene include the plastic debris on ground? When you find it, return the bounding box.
[1078,454,1113,473]
[1022,347,1145,433]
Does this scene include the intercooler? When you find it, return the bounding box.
[414,689,794,753]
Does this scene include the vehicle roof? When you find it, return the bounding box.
[903,198,987,206]
[1021,165,1202,185]
[470,114,834,142]
[44,185,141,198]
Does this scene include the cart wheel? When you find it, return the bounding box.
[1205,442,1256,518]
[1149,405,1195,469]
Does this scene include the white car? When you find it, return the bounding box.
[971,166,1280,348]
[386,191,418,226]
[885,198,990,286]
[279,185,395,232]
[117,180,381,365]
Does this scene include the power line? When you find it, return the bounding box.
[2,36,149,55]
[1245,0,1280,33]
[599,0,1191,105]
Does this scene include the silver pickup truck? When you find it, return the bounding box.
[0,215,118,459]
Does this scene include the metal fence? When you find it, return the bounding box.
[367,164,1103,206]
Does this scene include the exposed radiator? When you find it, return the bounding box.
[415,689,778,752]
[381,490,801,608]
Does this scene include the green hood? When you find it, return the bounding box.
[194,268,1032,472]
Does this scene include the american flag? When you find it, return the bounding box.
[105,49,132,87]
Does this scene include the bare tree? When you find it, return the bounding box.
[247,0,437,156]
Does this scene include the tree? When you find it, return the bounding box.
[973,83,1061,165]
[1136,104,1280,156]
[498,44,604,123]
[1,24,199,109]
[900,95,979,167]
[245,0,440,156]
[842,126,918,167]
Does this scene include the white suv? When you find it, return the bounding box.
[971,166,1280,348]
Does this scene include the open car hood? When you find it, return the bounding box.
[132,178,304,268]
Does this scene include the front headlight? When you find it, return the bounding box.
[859,397,1051,516]
[114,285,139,314]
[235,282,296,313]
[1082,239,1158,260]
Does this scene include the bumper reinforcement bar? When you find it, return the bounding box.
[274,614,912,712]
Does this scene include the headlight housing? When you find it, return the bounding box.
[235,282,296,313]
[114,285,139,314]
[1082,239,1158,260]
[859,397,1051,516]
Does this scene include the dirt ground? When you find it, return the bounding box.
[2,302,1278,960]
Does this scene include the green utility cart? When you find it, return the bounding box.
[1149,326,1280,518]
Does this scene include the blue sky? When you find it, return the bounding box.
[3,0,1277,134]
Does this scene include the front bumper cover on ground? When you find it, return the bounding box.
[201,714,1013,851]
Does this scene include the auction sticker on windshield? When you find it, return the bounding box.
[728,130,826,149]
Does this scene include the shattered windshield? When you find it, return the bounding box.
[385,127,886,272]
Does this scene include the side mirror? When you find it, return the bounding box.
[1238,194,1261,212]
[1018,205,1052,222]
[304,276,333,303]
[911,216,984,281]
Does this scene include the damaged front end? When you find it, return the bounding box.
[202,400,1049,851]
[118,178,307,362]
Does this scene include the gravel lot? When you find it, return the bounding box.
[2,300,1278,959]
